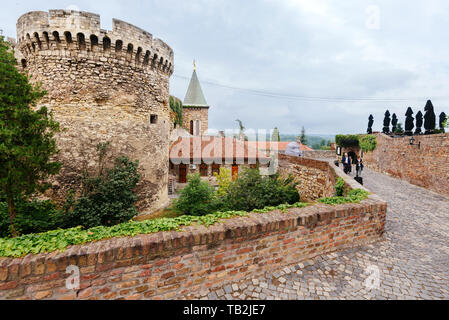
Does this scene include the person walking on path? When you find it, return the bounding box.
[355,156,364,177]
[342,153,352,175]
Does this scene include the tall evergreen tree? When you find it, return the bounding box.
[439,112,447,132]
[415,111,423,135]
[404,107,414,136]
[367,115,374,134]
[0,36,61,236]
[391,113,398,133]
[382,110,391,134]
[424,100,436,134]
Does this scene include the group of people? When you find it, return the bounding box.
[341,153,364,176]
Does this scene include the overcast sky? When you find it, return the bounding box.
[1,0,449,135]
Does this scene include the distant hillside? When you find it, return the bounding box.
[280,134,335,150]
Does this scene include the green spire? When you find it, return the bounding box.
[183,67,209,108]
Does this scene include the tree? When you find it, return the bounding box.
[391,113,398,133]
[394,122,404,135]
[404,107,414,136]
[0,36,61,237]
[438,112,446,132]
[415,111,423,135]
[300,126,308,145]
[382,110,391,134]
[367,115,374,134]
[424,100,436,134]
[174,174,216,216]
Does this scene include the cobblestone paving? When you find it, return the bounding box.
[201,168,449,300]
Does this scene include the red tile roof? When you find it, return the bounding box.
[170,137,271,162]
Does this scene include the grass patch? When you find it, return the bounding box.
[317,189,370,205]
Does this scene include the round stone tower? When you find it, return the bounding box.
[15,10,175,213]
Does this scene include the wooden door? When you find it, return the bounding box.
[179,164,187,183]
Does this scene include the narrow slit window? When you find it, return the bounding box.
[150,115,158,124]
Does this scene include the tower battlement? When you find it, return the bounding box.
[16,10,173,74]
[12,10,175,214]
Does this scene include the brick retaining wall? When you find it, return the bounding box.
[0,157,387,300]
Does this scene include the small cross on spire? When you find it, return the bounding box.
[193,59,196,71]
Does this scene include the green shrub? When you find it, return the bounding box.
[335,177,345,197]
[214,168,232,198]
[335,134,360,148]
[359,135,377,152]
[63,156,141,229]
[173,174,217,216]
[0,199,63,238]
[222,168,300,212]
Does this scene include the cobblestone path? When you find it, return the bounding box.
[201,168,449,300]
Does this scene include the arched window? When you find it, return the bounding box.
[53,31,61,43]
[64,32,73,44]
[103,37,111,52]
[190,120,194,135]
[90,35,98,51]
[43,32,50,49]
[77,33,86,50]
[152,54,158,67]
[33,32,42,49]
[115,40,123,53]
[136,47,142,64]
[43,32,49,43]
[143,51,150,65]
[159,57,164,69]
[21,59,27,69]
[126,43,133,61]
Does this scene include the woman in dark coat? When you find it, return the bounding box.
[355,156,364,177]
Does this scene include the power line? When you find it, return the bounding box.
[172,74,443,103]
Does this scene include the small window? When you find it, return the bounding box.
[21,59,27,69]
[150,115,158,124]
[200,164,208,177]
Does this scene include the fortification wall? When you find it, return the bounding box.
[0,155,386,300]
[278,155,337,201]
[302,150,337,160]
[363,133,449,197]
[14,10,175,212]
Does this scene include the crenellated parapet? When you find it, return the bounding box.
[12,9,176,215]
[16,10,174,74]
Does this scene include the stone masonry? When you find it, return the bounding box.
[363,133,449,197]
[13,10,175,213]
[278,154,337,201]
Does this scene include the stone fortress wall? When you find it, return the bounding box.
[363,133,449,197]
[13,10,175,213]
